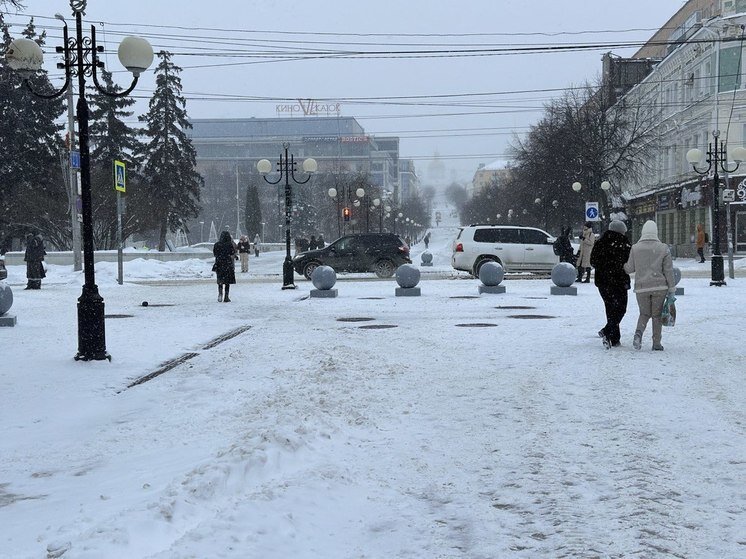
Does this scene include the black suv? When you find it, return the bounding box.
[293,233,411,279]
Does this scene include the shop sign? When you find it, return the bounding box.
[679,185,702,208]
[737,178,746,201]
[303,136,338,143]
[276,99,342,116]
[657,192,672,211]
[340,135,369,143]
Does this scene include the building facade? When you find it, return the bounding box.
[613,0,746,256]
[187,116,403,241]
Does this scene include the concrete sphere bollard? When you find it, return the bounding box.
[673,266,681,286]
[420,251,433,264]
[552,262,577,287]
[311,265,337,290]
[0,283,13,315]
[396,264,420,288]
[479,261,504,286]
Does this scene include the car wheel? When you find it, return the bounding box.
[473,257,498,278]
[302,261,320,280]
[374,258,396,278]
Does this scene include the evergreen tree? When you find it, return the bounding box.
[0,14,66,250]
[139,51,202,251]
[88,70,145,249]
[244,182,262,239]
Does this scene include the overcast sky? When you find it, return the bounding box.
[5,0,687,184]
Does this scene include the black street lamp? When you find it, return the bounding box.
[6,1,153,361]
[257,144,317,289]
[686,136,746,286]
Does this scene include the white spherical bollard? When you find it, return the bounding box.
[552,262,577,287]
[479,261,504,286]
[396,264,420,288]
[0,282,13,315]
[311,265,337,290]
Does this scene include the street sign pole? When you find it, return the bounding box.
[114,160,126,285]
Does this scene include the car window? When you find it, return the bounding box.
[498,229,521,243]
[473,228,500,243]
[521,229,549,245]
[334,237,353,251]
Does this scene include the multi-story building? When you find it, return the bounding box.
[471,161,510,196]
[187,116,402,241]
[612,0,746,256]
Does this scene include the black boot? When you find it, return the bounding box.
[583,268,591,283]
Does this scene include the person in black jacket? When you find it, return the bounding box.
[590,220,632,348]
[24,233,46,290]
[237,235,250,273]
[213,231,237,302]
[555,226,575,264]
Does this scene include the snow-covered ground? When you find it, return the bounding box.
[1,220,745,558]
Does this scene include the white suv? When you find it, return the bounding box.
[452,225,559,276]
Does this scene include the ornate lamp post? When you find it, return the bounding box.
[257,144,316,289]
[686,138,746,286]
[5,1,153,361]
[328,187,341,237]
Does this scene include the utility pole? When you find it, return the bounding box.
[235,164,241,237]
[66,84,82,271]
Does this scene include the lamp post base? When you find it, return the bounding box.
[710,254,726,287]
[282,257,296,290]
[74,284,111,361]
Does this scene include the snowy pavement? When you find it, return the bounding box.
[1,227,745,558]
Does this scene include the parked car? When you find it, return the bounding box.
[293,233,411,279]
[452,224,560,276]
[0,254,7,281]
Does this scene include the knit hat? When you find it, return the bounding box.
[608,220,627,234]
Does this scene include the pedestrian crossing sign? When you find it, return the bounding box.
[114,160,126,193]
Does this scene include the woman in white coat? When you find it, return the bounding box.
[623,220,675,350]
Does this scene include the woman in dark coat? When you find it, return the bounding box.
[557,226,575,264]
[24,233,46,290]
[213,231,237,302]
[590,220,632,348]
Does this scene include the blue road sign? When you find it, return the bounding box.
[585,202,600,221]
[70,150,80,169]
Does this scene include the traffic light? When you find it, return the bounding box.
[343,207,351,221]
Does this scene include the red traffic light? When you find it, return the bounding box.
[343,207,351,221]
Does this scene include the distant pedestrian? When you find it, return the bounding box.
[316,235,325,249]
[24,233,46,290]
[299,237,310,253]
[590,220,631,348]
[423,231,431,249]
[555,226,575,264]
[237,235,250,273]
[309,235,318,250]
[576,222,595,283]
[253,233,261,257]
[695,223,706,263]
[213,231,237,302]
[624,220,675,351]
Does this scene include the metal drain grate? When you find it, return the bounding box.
[359,324,398,329]
[450,296,480,299]
[455,323,498,327]
[358,297,385,300]
[105,314,134,319]
[507,314,556,319]
[337,317,375,322]
[495,305,536,310]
